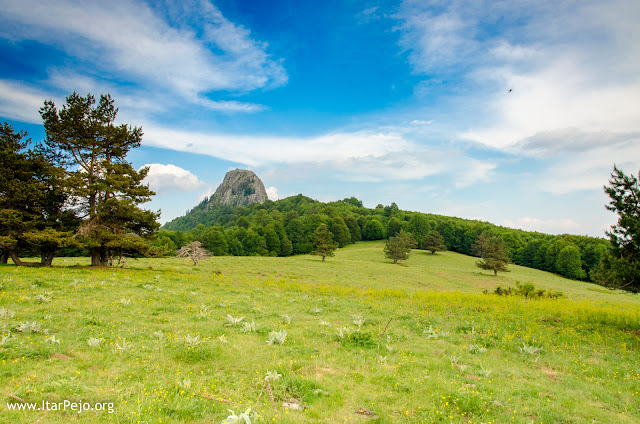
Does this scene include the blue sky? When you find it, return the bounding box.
[1,0,639,236]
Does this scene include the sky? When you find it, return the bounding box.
[1,0,639,236]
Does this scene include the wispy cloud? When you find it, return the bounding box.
[142,125,495,187]
[0,80,54,124]
[0,0,286,112]
[395,0,640,195]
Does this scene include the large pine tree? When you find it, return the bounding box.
[40,93,159,266]
[592,165,640,291]
[0,122,75,266]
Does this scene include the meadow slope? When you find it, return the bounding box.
[0,242,639,423]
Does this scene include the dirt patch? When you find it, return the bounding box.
[541,366,558,381]
[51,353,73,360]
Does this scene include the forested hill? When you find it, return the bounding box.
[160,194,610,282]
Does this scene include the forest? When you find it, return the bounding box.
[159,194,610,283]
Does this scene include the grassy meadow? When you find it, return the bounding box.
[1,241,639,423]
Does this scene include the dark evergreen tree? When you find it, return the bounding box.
[593,165,640,291]
[423,230,447,255]
[311,223,337,261]
[40,93,158,266]
[0,122,75,266]
[472,232,509,276]
[384,230,417,264]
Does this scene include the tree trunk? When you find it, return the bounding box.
[9,251,43,267]
[0,249,7,264]
[40,250,55,267]
[322,255,325,262]
[494,269,498,276]
[90,247,109,266]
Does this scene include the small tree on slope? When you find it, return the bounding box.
[472,232,510,276]
[384,230,417,264]
[311,224,337,261]
[423,230,447,255]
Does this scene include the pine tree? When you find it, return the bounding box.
[592,165,640,291]
[0,122,75,266]
[423,230,447,255]
[311,224,337,261]
[472,232,510,276]
[40,93,159,266]
[384,230,417,264]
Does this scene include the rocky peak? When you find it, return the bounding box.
[207,169,268,208]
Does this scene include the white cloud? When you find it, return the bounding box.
[142,163,207,193]
[142,125,496,186]
[0,80,54,124]
[143,126,412,167]
[0,0,286,107]
[198,184,219,202]
[395,0,640,195]
[266,186,279,201]
[501,217,581,235]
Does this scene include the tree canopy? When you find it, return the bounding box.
[473,232,510,276]
[311,224,337,261]
[0,122,75,266]
[40,92,159,266]
[423,230,447,255]
[384,230,417,264]
[592,165,640,291]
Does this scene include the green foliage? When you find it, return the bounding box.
[161,190,608,282]
[594,165,640,292]
[329,216,351,248]
[555,245,586,280]
[311,224,338,261]
[385,217,404,238]
[340,330,377,349]
[384,230,417,264]
[39,93,159,266]
[364,217,385,240]
[0,122,75,266]
[423,230,447,255]
[484,282,564,299]
[473,232,510,276]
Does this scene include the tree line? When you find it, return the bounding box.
[160,193,611,283]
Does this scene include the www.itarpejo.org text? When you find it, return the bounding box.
[7,400,114,414]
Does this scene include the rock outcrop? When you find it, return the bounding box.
[207,169,267,208]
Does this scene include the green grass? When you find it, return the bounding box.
[1,241,639,423]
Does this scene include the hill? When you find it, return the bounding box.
[1,243,638,423]
[160,194,610,285]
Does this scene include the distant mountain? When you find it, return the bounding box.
[207,169,267,208]
[162,169,268,231]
